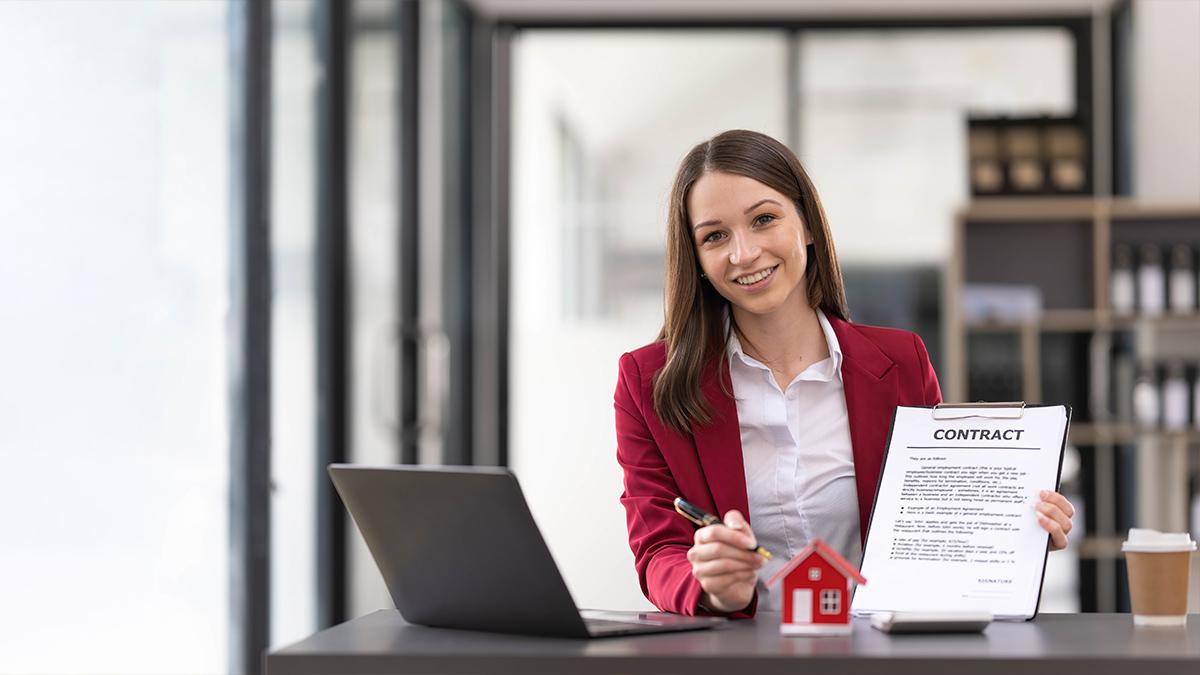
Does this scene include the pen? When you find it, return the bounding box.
[673,497,772,560]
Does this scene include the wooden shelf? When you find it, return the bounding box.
[1069,423,1200,446]
[1108,201,1200,219]
[948,197,1200,613]
[1077,536,1125,560]
[957,197,1101,221]
[964,310,1200,333]
[958,198,1200,222]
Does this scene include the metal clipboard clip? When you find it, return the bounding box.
[931,401,1026,420]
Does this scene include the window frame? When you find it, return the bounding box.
[820,589,842,615]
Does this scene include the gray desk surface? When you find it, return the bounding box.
[268,610,1200,675]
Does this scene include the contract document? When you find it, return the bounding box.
[851,403,1071,621]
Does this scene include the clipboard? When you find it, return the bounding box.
[852,401,1072,622]
[931,401,1026,420]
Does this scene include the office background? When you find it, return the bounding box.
[2,0,1198,673]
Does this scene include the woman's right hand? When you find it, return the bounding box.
[686,509,766,613]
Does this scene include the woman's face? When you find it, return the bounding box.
[687,170,811,317]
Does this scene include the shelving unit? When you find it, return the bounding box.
[945,198,1200,612]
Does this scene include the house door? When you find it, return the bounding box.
[791,589,812,623]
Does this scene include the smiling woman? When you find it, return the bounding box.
[613,129,1075,618]
[655,130,848,433]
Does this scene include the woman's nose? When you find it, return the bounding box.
[728,232,761,266]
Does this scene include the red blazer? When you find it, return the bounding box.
[614,314,942,618]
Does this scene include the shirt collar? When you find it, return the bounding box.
[726,307,844,383]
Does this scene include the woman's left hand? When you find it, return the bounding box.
[1036,490,1075,551]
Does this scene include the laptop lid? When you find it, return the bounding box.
[328,464,592,638]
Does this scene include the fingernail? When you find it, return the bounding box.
[1040,490,1049,498]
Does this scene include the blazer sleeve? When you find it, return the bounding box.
[613,352,756,618]
[912,332,943,406]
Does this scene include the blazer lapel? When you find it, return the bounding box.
[828,316,898,542]
[690,359,751,522]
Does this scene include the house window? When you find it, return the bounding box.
[820,589,841,614]
[808,567,821,581]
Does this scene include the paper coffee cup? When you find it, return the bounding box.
[1122,528,1196,627]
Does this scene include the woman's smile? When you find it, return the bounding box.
[731,264,779,291]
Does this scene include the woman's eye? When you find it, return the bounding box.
[754,214,776,227]
[702,231,725,244]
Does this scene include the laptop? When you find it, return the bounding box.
[328,464,727,638]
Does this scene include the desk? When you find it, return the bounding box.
[268,610,1200,675]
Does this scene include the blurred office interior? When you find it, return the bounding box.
[2,0,1198,673]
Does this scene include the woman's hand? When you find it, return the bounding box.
[687,509,766,613]
[1036,490,1075,551]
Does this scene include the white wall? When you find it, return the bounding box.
[1133,0,1200,200]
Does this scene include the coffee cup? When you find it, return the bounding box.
[1121,528,1196,627]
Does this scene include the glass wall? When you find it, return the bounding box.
[347,0,405,619]
[510,26,1079,612]
[797,28,1074,264]
[271,0,320,650]
[794,27,1079,611]
[0,2,230,672]
[510,30,790,610]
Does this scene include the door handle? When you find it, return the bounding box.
[416,324,450,460]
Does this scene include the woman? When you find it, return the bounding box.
[614,129,1074,617]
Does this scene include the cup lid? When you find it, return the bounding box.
[1121,528,1197,552]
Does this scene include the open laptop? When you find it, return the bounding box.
[328,464,727,638]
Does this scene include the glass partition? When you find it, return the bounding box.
[510,25,1079,613]
[271,0,320,649]
[347,0,405,619]
[797,28,1074,264]
[510,30,789,610]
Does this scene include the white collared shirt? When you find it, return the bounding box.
[727,308,861,612]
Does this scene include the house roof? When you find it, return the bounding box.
[765,538,867,587]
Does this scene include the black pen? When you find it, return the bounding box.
[673,497,772,559]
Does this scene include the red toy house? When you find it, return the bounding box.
[765,538,866,635]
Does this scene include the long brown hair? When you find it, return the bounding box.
[652,129,849,434]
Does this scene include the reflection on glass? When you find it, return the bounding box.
[0,2,230,672]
